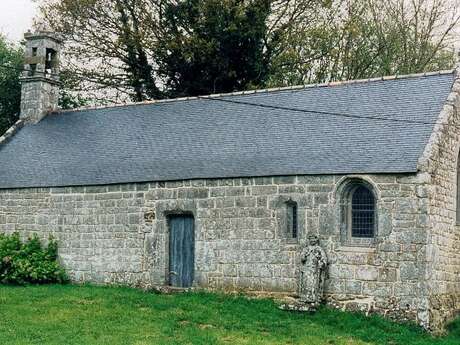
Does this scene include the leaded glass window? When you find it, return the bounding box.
[350,185,375,238]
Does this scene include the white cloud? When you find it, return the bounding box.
[0,0,38,42]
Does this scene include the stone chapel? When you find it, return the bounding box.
[1,31,460,332]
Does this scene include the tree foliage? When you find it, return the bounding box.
[37,0,162,102]
[0,36,23,136]
[269,0,460,86]
[33,0,460,100]
[155,0,272,97]
[36,0,324,101]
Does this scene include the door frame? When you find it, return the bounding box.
[165,211,196,287]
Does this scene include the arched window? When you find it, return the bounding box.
[340,180,377,243]
[350,185,375,238]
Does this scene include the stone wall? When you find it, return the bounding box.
[418,72,460,331]
[0,172,433,327]
[20,79,59,124]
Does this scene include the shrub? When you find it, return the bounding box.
[0,233,67,285]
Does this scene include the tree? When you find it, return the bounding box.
[269,0,460,86]
[37,0,162,103]
[37,0,460,100]
[153,0,325,96]
[58,70,90,109]
[154,0,272,97]
[0,36,23,136]
[36,0,322,100]
[368,0,459,74]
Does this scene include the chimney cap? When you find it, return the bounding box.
[24,30,63,43]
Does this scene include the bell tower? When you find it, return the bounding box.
[20,31,62,123]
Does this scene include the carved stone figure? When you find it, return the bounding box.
[299,235,328,306]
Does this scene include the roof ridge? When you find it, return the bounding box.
[57,69,455,114]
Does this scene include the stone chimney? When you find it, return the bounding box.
[20,31,62,123]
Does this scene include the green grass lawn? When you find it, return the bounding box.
[0,285,459,345]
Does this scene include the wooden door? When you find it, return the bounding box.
[169,215,195,287]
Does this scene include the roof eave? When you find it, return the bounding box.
[0,120,24,149]
[417,68,460,173]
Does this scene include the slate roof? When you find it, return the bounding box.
[0,71,455,189]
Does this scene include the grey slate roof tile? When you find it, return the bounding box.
[0,72,455,188]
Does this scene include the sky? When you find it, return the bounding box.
[0,0,38,42]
